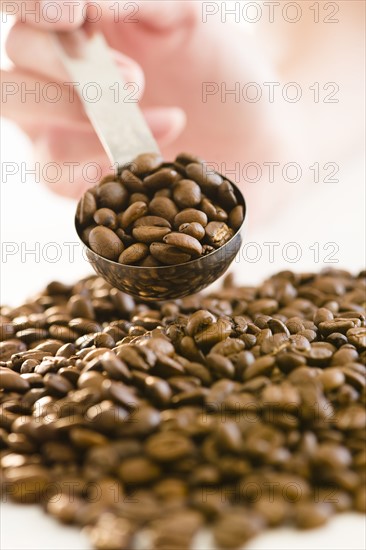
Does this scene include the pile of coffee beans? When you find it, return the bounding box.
[76,152,244,266]
[1,269,365,550]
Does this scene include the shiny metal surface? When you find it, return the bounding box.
[52,31,160,167]
[75,173,246,301]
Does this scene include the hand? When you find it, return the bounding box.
[1,1,280,201]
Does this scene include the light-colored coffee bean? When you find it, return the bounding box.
[205,221,234,248]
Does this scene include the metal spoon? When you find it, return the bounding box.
[53,30,246,300]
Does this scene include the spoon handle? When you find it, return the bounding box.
[52,30,160,169]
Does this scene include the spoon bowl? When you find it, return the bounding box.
[75,174,246,301]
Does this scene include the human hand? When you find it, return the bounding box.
[1,1,280,201]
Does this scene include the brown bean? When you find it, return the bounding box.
[118,201,148,229]
[205,221,234,248]
[88,226,124,261]
[149,197,179,224]
[143,168,179,190]
[173,179,202,208]
[76,191,97,226]
[174,208,208,228]
[134,216,171,228]
[97,181,128,211]
[93,208,117,229]
[150,243,191,265]
[132,226,171,244]
[118,243,149,265]
[129,152,163,175]
[163,232,202,257]
[178,222,205,241]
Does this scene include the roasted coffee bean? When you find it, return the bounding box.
[132,225,171,244]
[178,222,205,241]
[97,181,128,211]
[93,208,117,229]
[88,226,124,261]
[149,197,179,225]
[163,232,203,257]
[121,169,145,192]
[174,209,208,228]
[118,243,149,265]
[1,268,365,550]
[150,243,191,265]
[76,191,97,226]
[130,152,163,175]
[201,198,228,222]
[134,215,171,228]
[143,168,179,190]
[173,179,201,208]
[185,162,222,191]
[118,201,148,229]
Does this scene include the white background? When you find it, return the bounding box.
[1,2,365,549]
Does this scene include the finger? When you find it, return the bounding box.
[0,0,85,30]
[6,21,145,88]
[0,68,88,128]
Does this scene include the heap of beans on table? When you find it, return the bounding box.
[76,152,244,266]
[0,269,365,549]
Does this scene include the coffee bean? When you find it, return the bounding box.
[93,208,117,229]
[76,191,97,227]
[130,153,163,175]
[145,432,194,462]
[163,232,203,257]
[173,179,201,208]
[88,226,124,261]
[121,169,145,193]
[118,201,148,229]
[1,268,365,550]
[0,368,30,392]
[132,226,171,244]
[178,222,205,241]
[174,209,208,228]
[149,197,179,225]
[118,243,149,265]
[97,181,128,211]
[143,168,179,190]
[201,198,228,222]
[134,216,171,228]
[150,243,191,265]
[185,163,222,191]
